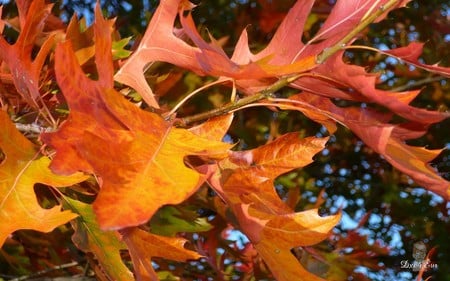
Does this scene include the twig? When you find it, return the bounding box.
[14,123,54,134]
[165,78,233,118]
[388,76,445,92]
[9,261,80,281]
[177,74,302,126]
[316,0,401,64]
[178,1,404,126]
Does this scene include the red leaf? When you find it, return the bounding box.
[282,93,450,200]
[115,0,317,108]
[0,0,56,108]
[383,42,450,77]
[293,52,450,124]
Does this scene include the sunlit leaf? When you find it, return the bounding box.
[41,5,232,230]
[63,197,134,281]
[209,133,341,280]
[0,111,87,247]
[120,227,203,280]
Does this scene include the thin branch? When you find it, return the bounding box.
[9,261,81,281]
[178,0,403,126]
[165,78,232,118]
[389,76,445,92]
[316,0,401,64]
[177,74,303,126]
[15,123,54,134]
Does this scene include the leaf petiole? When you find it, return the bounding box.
[316,0,401,64]
[178,73,303,126]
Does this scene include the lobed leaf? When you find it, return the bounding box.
[293,52,450,124]
[282,93,450,200]
[42,5,232,230]
[63,197,134,281]
[383,42,450,77]
[114,0,317,108]
[0,0,58,108]
[120,227,203,281]
[0,111,87,247]
[208,133,341,280]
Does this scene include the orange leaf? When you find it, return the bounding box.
[0,0,56,108]
[114,0,317,107]
[209,133,341,280]
[0,111,87,247]
[41,6,232,230]
[188,114,234,141]
[120,227,203,281]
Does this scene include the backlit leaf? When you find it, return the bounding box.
[120,227,203,281]
[0,0,56,108]
[282,93,450,200]
[63,197,134,281]
[0,111,87,247]
[41,6,232,230]
[114,0,317,107]
[209,133,341,280]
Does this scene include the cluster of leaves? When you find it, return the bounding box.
[0,0,449,280]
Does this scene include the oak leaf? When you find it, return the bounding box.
[41,6,232,230]
[209,133,341,281]
[281,93,450,200]
[120,227,203,281]
[0,0,56,108]
[114,0,317,108]
[0,111,87,247]
[383,42,450,77]
[63,197,134,281]
[293,52,449,124]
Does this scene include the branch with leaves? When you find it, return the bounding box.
[0,0,448,280]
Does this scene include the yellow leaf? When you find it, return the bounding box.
[0,111,87,247]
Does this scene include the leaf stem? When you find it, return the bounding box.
[316,0,401,64]
[177,74,302,126]
[165,78,232,118]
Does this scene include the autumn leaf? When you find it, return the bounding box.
[208,133,341,281]
[0,111,87,247]
[120,227,203,281]
[293,52,449,125]
[383,42,450,77]
[0,0,56,108]
[231,0,450,136]
[114,0,317,108]
[278,93,450,200]
[63,197,134,281]
[188,114,234,141]
[41,6,232,230]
